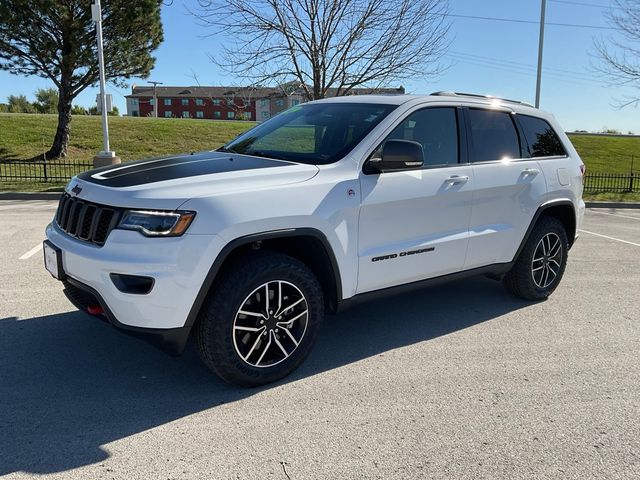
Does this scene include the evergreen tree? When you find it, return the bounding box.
[0,1,163,158]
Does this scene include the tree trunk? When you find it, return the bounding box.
[45,88,72,159]
[312,64,322,100]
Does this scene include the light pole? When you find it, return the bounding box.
[149,80,163,117]
[91,0,120,167]
[535,0,547,108]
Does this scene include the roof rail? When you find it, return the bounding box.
[429,91,534,108]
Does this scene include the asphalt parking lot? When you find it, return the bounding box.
[0,201,638,480]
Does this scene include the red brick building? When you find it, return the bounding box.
[126,84,406,121]
[126,86,266,120]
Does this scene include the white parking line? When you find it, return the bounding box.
[19,243,42,260]
[579,229,640,247]
[588,210,640,221]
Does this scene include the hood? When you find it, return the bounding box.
[68,151,320,210]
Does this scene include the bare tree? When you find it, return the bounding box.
[594,0,640,107]
[194,0,451,100]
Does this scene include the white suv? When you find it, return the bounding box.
[44,92,585,386]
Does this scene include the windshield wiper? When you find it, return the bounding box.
[216,145,237,153]
[248,150,287,161]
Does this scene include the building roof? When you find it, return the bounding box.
[126,85,405,99]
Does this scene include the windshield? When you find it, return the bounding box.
[223,102,397,165]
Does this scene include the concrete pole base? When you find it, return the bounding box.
[93,154,121,168]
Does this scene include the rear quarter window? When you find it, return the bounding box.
[518,115,566,157]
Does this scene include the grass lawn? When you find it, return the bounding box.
[0,113,254,163]
[567,134,639,174]
[580,191,640,202]
[1,114,639,201]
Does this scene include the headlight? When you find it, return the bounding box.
[118,210,196,237]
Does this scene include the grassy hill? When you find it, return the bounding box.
[0,113,253,164]
[568,134,638,175]
[1,113,638,198]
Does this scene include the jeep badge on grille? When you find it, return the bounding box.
[71,184,83,196]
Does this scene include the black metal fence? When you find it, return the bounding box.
[583,173,638,193]
[0,160,93,182]
[0,160,638,194]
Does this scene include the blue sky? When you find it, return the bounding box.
[1,0,638,132]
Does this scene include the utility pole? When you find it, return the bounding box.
[91,0,120,167]
[535,0,547,109]
[149,80,163,117]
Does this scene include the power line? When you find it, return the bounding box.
[446,51,602,87]
[449,51,596,81]
[449,56,601,87]
[548,0,614,9]
[443,13,617,30]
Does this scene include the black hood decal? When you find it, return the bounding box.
[77,152,295,188]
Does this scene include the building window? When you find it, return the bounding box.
[261,111,270,120]
[227,99,234,106]
[131,99,139,106]
[196,111,204,118]
[291,99,300,106]
[181,98,189,106]
[164,98,172,106]
[182,111,190,118]
[227,111,235,119]
[212,99,221,105]
[149,98,155,106]
[164,111,172,118]
[261,99,268,107]
[243,112,252,120]
[196,98,204,106]
[214,111,221,118]
[275,99,284,107]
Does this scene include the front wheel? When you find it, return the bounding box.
[195,251,324,387]
[503,216,569,301]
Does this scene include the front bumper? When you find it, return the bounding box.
[62,276,191,354]
[46,221,225,333]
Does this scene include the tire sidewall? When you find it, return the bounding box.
[203,254,323,386]
[525,218,569,298]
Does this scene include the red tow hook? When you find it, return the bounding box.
[87,304,104,316]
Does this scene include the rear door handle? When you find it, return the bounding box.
[522,168,540,176]
[445,175,469,185]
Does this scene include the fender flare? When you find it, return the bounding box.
[184,228,343,328]
[512,199,576,263]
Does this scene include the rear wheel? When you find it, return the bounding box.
[503,216,568,300]
[195,251,324,387]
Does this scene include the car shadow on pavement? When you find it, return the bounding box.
[0,276,530,475]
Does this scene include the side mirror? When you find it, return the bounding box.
[366,140,424,174]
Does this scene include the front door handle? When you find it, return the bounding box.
[445,175,469,185]
[522,168,540,176]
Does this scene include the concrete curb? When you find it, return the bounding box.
[585,201,640,209]
[0,192,63,200]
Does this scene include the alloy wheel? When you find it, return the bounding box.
[531,232,563,289]
[232,280,309,368]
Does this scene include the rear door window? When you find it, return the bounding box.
[468,109,520,162]
[518,115,566,157]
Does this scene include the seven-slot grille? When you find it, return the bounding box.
[55,193,122,246]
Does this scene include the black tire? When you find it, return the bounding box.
[194,251,324,387]
[503,216,569,301]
